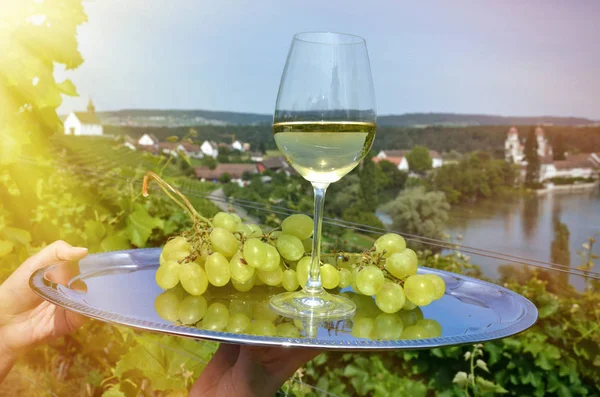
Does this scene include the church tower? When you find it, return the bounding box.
[87,99,96,114]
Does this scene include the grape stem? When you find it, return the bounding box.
[142,171,212,227]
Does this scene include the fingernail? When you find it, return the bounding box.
[73,247,89,253]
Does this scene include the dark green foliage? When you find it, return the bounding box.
[359,158,382,211]
[553,133,567,161]
[406,145,433,173]
[524,128,541,188]
[429,153,520,204]
[218,172,231,183]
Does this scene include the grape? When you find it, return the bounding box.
[228,299,253,318]
[302,238,313,253]
[178,295,207,325]
[155,290,182,322]
[235,223,251,237]
[405,248,418,263]
[179,263,208,296]
[339,268,352,288]
[160,236,190,266]
[385,251,417,279]
[213,212,237,232]
[373,313,404,340]
[375,282,406,314]
[243,238,267,269]
[247,319,277,336]
[276,234,305,261]
[417,319,442,338]
[156,260,181,290]
[404,275,436,306]
[210,227,239,258]
[229,252,255,283]
[202,302,229,331]
[281,214,314,240]
[320,264,340,289]
[356,266,385,295]
[397,307,424,326]
[257,267,283,286]
[402,299,417,311]
[374,233,406,258]
[205,252,231,287]
[254,276,264,286]
[282,269,300,291]
[231,274,255,292]
[276,323,300,338]
[262,244,281,271]
[252,302,278,322]
[401,324,427,340]
[351,317,375,338]
[226,312,251,333]
[230,213,242,224]
[247,224,263,238]
[296,256,311,286]
[424,274,446,300]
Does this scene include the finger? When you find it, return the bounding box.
[0,241,88,315]
[190,343,240,396]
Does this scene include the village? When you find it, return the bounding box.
[63,101,600,188]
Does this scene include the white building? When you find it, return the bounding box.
[540,153,600,181]
[63,100,103,136]
[138,133,160,147]
[232,140,244,152]
[201,141,219,158]
[505,126,552,164]
[374,149,442,171]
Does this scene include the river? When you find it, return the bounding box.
[378,188,600,289]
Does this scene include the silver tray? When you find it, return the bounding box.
[30,248,537,350]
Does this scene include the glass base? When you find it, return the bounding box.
[269,288,356,320]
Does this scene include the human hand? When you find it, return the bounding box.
[0,240,88,380]
[190,343,320,397]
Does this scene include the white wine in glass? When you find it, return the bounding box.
[269,32,377,320]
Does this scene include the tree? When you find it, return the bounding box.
[359,158,383,211]
[524,128,540,187]
[378,160,408,191]
[382,187,449,249]
[553,133,566,161]
[242,171,253,181]
[219,172,232,184]
[550,212,570,289]
[406,145,433,173]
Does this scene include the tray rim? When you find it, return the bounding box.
[29,248,538,350]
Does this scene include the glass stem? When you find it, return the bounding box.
[305,183,329,293]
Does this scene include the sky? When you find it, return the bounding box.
[57,0,600,119]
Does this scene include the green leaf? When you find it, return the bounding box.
[2,227,32,246]
[56,79,79,96]
[476,359,489,373]
[452,371,468,388]
[100,233,131,252]
[476,376,507,394]
[125,204,164,247]
[0,240,15,257]
[85,220,106,244]
[101,386,126,397]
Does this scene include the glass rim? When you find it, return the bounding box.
[292,31,366,45]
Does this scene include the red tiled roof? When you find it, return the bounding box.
[555,154,600,170]
[373,156,403,166]
[194,164,257,179]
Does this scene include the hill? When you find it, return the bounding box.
[95,109,598,127]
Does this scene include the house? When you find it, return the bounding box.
[194,164,257,185]
[123,135,138,151]
[430,150,443,168]
[158,142,203,158]
[232,140,244,152]
[373,150,409,171]
[249,152,264,162]
[201,141,219,158]
[257,156,294,175]
[138,133,160,147]
[63,100,103,136]
[540,153,600,181]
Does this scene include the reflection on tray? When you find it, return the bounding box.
[154,285,443,341]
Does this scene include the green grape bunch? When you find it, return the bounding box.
[144,172,446,317]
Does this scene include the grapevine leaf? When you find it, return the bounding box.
[101,386,126,397]
[476,359,489,373]
[100,233,131,252]
[56,79,79,97]
[452,371,468,388]
[0,240,15,257]
[2,227,32,246]
[85,220,106,244]
[125,204,164,247]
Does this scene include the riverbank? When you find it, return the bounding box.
[534,181,599,195]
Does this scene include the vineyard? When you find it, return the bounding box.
[1,135,599,396]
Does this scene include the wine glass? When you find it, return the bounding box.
[269,32,377,319]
